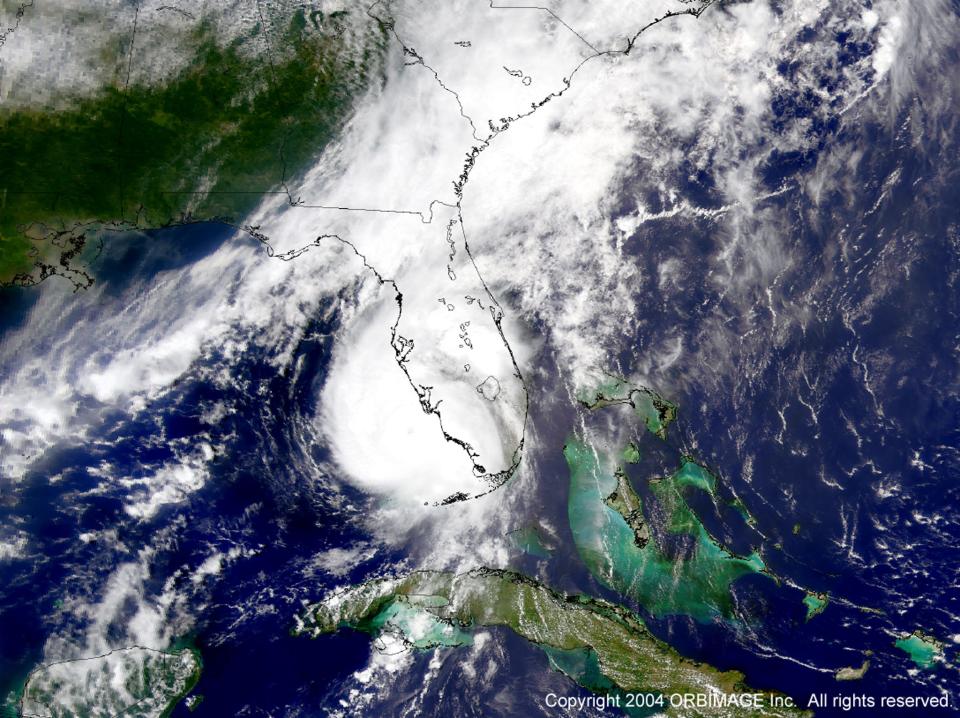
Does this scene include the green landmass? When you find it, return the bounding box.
[576,376,633,407]
[577,379,678,440]
[19,646,200,718]
[542,646,654,717]
[604,467,650,548]
[895,630,944,669]
[634,389,678,440]
[541,645,707,717]
[296,567,806,717]
[567,441,766,621]
[0,8,383,287]
[623,441,641,464]
[802,592,828,621]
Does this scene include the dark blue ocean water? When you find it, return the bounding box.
[0,224,384,712]
[602,50,960,715]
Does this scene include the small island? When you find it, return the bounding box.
[576,379,678,440]
[834,659,870,681]
[803,592,829,621]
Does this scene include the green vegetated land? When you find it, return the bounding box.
[0,9,383,287]
[577,378,678,440]
[296,568,807,717]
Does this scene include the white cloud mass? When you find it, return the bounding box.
[1,0,955,523]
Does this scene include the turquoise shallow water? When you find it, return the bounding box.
[361,598,473,649]
[565,441,765,622]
